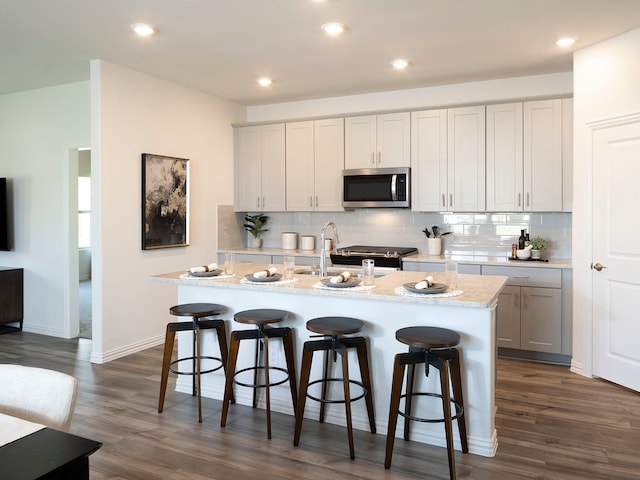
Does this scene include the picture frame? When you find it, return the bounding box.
[141,153,190,250]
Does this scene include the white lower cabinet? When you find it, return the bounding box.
[483,265,562,354]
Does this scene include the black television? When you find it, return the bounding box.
[0,178,9,251]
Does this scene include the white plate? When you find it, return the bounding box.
[187,269,223,277]
[403,282,447,294]
[244,273,283,282]
[320,278,362,288]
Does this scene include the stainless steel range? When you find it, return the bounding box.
[330,245,418,270]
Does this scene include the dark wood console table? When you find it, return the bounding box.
[0,266,23,333]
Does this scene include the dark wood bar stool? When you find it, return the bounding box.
[158,302,231,423]
[220,308,297,439]
[385,326,468,480]
[293,316,376,459]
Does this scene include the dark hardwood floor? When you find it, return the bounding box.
[1,331,639,479]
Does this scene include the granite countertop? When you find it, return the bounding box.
[151,261,508,309]
[218,247,572,269]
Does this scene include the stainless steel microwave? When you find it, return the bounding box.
[342,167,410,208]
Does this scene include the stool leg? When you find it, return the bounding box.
[252,337,261,409]
[385,354,406,469]
[221,332,240,428]
[263,335,272,439]
[450,348,468,453]
[404,362,417,441]
[158,326,176,413]
[354,339,376,434]
[215,321,235,404]
[281,328,298,413]
[195,324,203,423]
[340,346,355,459]
[293,342,313,447]
[319,347,332,423]
[440,358,457,480]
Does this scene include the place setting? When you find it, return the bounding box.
[179,254,236,280]
[394,274,463,298]
[240,264,299,285]
[313,270,376,292]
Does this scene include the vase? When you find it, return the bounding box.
[250,238,262,248]
[426,238,442,256]
[531,249,541,259]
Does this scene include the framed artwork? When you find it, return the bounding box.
[141,153,189,250]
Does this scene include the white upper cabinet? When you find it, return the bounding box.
[285,118,344,211]
[487,99,565,212]
[235,123,286,212]
[411,109,448,211]
[345,112,410,169]
[447,105,486,212]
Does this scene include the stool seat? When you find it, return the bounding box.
[306,316,364,336]
[158,303,230,423]
[169,303,223,318]
[221,308,297,440]
[294,316,375,459]
[234,309,288,325]
[395,326,460,350]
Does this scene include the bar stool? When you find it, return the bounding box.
[293,316,376,460]
[220,309,297,439]
[158,302,231,423]
[385,326,468,479]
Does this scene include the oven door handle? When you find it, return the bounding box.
[391,174,398,201]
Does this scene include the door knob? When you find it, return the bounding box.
[591,262,607,271]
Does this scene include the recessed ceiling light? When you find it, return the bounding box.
[130,23,155,37]
[392,59,409,70]
[321,22,345,36]
[556,37,575,48]
[257,77,273,87]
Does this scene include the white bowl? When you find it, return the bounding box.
[516,249,531,259]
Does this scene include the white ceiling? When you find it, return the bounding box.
[2,0,640,106]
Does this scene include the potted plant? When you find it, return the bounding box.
[243,213,269,248]
[529,236,548,259]
[422,226,451,256]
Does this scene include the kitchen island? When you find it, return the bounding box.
[151,262,507,457]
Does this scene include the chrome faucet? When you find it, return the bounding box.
[319,221,339,277]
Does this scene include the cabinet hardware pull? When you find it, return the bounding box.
[442,194,445,208]
[371,152,375,165]
[310,196,313,207]
[378,152,381,165]
[315,196,318,207]
[257,197,260,209]
[518,193,521,207]
[449,194,453,207]
[526,193,530,207]
[262,197,265,209]
[512,275,530,279]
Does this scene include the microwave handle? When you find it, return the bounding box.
[391,174,397,201]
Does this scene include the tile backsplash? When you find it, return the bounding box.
[218,205,571,259]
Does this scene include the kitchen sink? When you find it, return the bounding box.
[294,267,389,278]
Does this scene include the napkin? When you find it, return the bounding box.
[330,271,351,284]
[414,275,434,289]
[253,267,278,278]
[189,263,218,274]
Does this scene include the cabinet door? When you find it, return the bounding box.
[521,286,562,353]
[377,112,410,167]
[345,115,377,169]
[411,109,448,211]
[314,118,345,211]
[448,106,486,211]
[524,99,562,212]
[235,126,262,211]
[486,103,523,211]
[496,285,521,349]
[260,123,286,212]
[286,121,315,211]
[562,98,573,212]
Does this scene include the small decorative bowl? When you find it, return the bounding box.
[516,249,531,259]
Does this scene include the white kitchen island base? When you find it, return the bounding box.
[151,263,507,458]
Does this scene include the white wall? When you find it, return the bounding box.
[246,72,572,122]
[90,60,244,363]
[0,82,90,337]
[571,27,640,376]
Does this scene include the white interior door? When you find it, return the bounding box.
[592,117,640,392]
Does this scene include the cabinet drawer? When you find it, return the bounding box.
[482,265,561,288]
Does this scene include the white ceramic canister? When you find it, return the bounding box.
[281,232,298,250]
[301,235,316,251]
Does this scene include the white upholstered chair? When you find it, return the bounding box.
[0,364,78,432]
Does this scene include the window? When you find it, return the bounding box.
[78,177,91,248]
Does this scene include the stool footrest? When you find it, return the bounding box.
[398,392,463,423]
[306,378,367,404]
[233,365,290,389]
[169,356,224,376]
